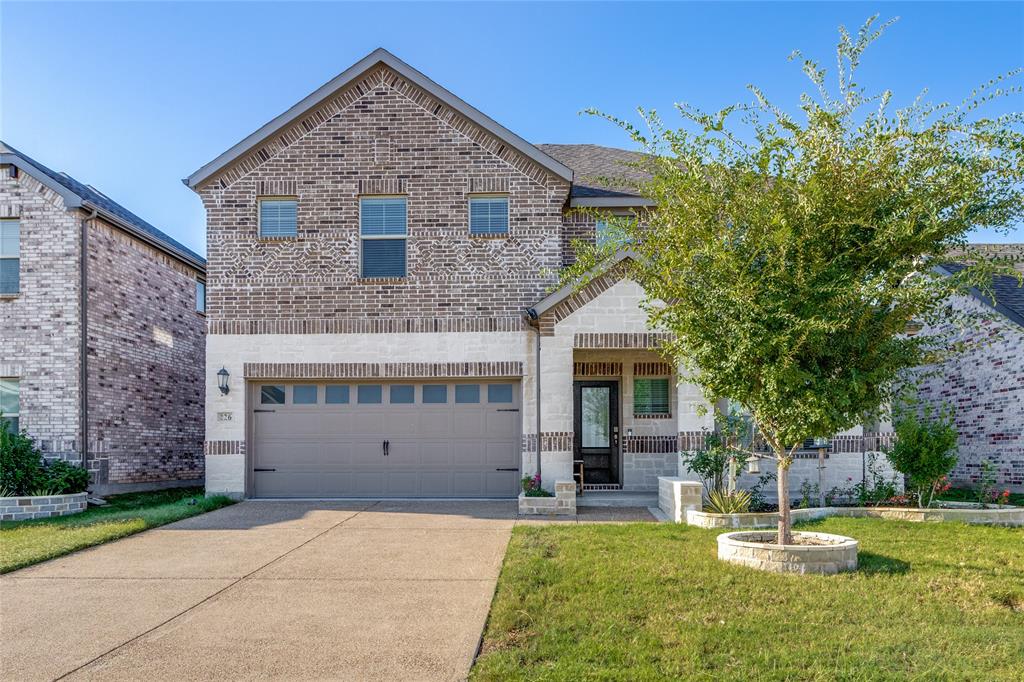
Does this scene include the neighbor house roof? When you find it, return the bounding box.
[936,262,1024,328]
[1,142,205,271]
[184,48,573,190]
[536,144,654,207]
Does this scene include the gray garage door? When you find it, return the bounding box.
[250,380,521,498]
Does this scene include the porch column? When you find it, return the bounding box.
[521,330,574,492]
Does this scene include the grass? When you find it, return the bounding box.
[472,517,1024,681]
[0,487,234,573]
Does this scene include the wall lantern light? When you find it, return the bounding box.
[217,367,230,395]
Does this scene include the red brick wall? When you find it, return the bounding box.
[86,218,205,485]
[199,65,572,333]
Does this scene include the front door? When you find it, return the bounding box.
[573,381,620,486]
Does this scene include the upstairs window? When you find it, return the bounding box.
[360,197,407,278]
[469,195,509,236]
[0,378,18,434]
[0,219,19,294]
[259,198,297,238]
[195,280,206,314]
[595,220,611,248]
[634,378,670,417]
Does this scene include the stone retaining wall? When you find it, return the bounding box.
[685,504,1023,528]
[0,492,88,522]
[658,477,702,523]
[518,480,576,516]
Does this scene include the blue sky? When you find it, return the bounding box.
[2,2,1021,255]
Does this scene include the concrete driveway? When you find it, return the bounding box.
[0,500,519,681]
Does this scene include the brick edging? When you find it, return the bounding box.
[243,361,524,379]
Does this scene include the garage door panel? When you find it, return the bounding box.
[251,380,520,498]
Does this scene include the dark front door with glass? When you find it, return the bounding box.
[573,381,620,486]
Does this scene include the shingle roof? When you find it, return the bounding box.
[536,144,651,199]
[1,141,205,269]
[939,262,1024,328]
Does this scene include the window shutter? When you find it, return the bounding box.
[469,196,508,235]
[259,199,297,237]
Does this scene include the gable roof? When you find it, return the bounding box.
[184,48,573,191]
[1,141,205,271]
[536,144,654,207]
[529,250,640,318]
[936,262,1024,328]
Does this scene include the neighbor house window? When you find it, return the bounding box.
[360,197,407,278]
[0,378,18,434]
[258,198,297,238]
[469,195,508,236]
[0,219,19,295]
[634,378,670,416]
[195,280,206,313]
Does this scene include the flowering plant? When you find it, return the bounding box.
[521,473,553,497]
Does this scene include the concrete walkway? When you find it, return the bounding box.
[1,500,522,681]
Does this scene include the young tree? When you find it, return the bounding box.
[564,17,1023,544]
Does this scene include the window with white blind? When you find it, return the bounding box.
[0,219,19,295]
[634,378,670,416]
[0,378,19,434]
[360,197,407,278]
[469,195,508,235]
[195,280,206,314]
[258,198,297,237]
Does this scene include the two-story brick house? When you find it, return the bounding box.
[1,143,206,493]
[188,49,893,500]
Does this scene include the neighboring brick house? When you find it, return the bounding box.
[186,48,895,500]
[908,257,1024,493]
[0,143,207,493]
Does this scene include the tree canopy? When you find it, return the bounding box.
[563,16,1024,542]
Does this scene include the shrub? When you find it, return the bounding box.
[0,422,46,495]
[886,407,958,508]
[0,420,89,496]
[706,489,752,514]
[681,411,750,497]
[40,459,90,494]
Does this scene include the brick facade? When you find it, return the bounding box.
[85,219,206,486]
[0,163,205,492]
[198,65,571,334]
[0,171,81,459]
[909,294,1024,492]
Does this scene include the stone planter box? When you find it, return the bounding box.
[0,492,88,522]
[686,505,1023,528]
[718,530,858,575]
[657,477,702,523]
[518,480,576,516]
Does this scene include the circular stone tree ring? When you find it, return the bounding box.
[717,530,858,574]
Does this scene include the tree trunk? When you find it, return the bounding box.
[776,457,793,545]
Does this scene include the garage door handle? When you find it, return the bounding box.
[254,409,276,413]
[496,409,519,412]
[495,468,518,471]
[383,440,389,456]
[254,468,276,472]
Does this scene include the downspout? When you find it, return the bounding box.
[80,209,97,476]
[526,308,542,482]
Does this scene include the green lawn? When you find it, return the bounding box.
[0,487,234,573]
[473,518,1024,681]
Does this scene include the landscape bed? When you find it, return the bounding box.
[472,517,1024,680]
[0,487,234,573]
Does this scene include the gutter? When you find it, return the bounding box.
[525,308,542,482]
[80,209,97,474]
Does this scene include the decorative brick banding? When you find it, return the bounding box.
[633,362,673,377]
[573,332,673,349]
[0,493,88,522]
[210,317,526,335]
[625,435,678,453]
[205,440,246,456]
[572,361,622,377]
[522,432,573,452]
[717,531,859,575]
[243,361,523,379]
